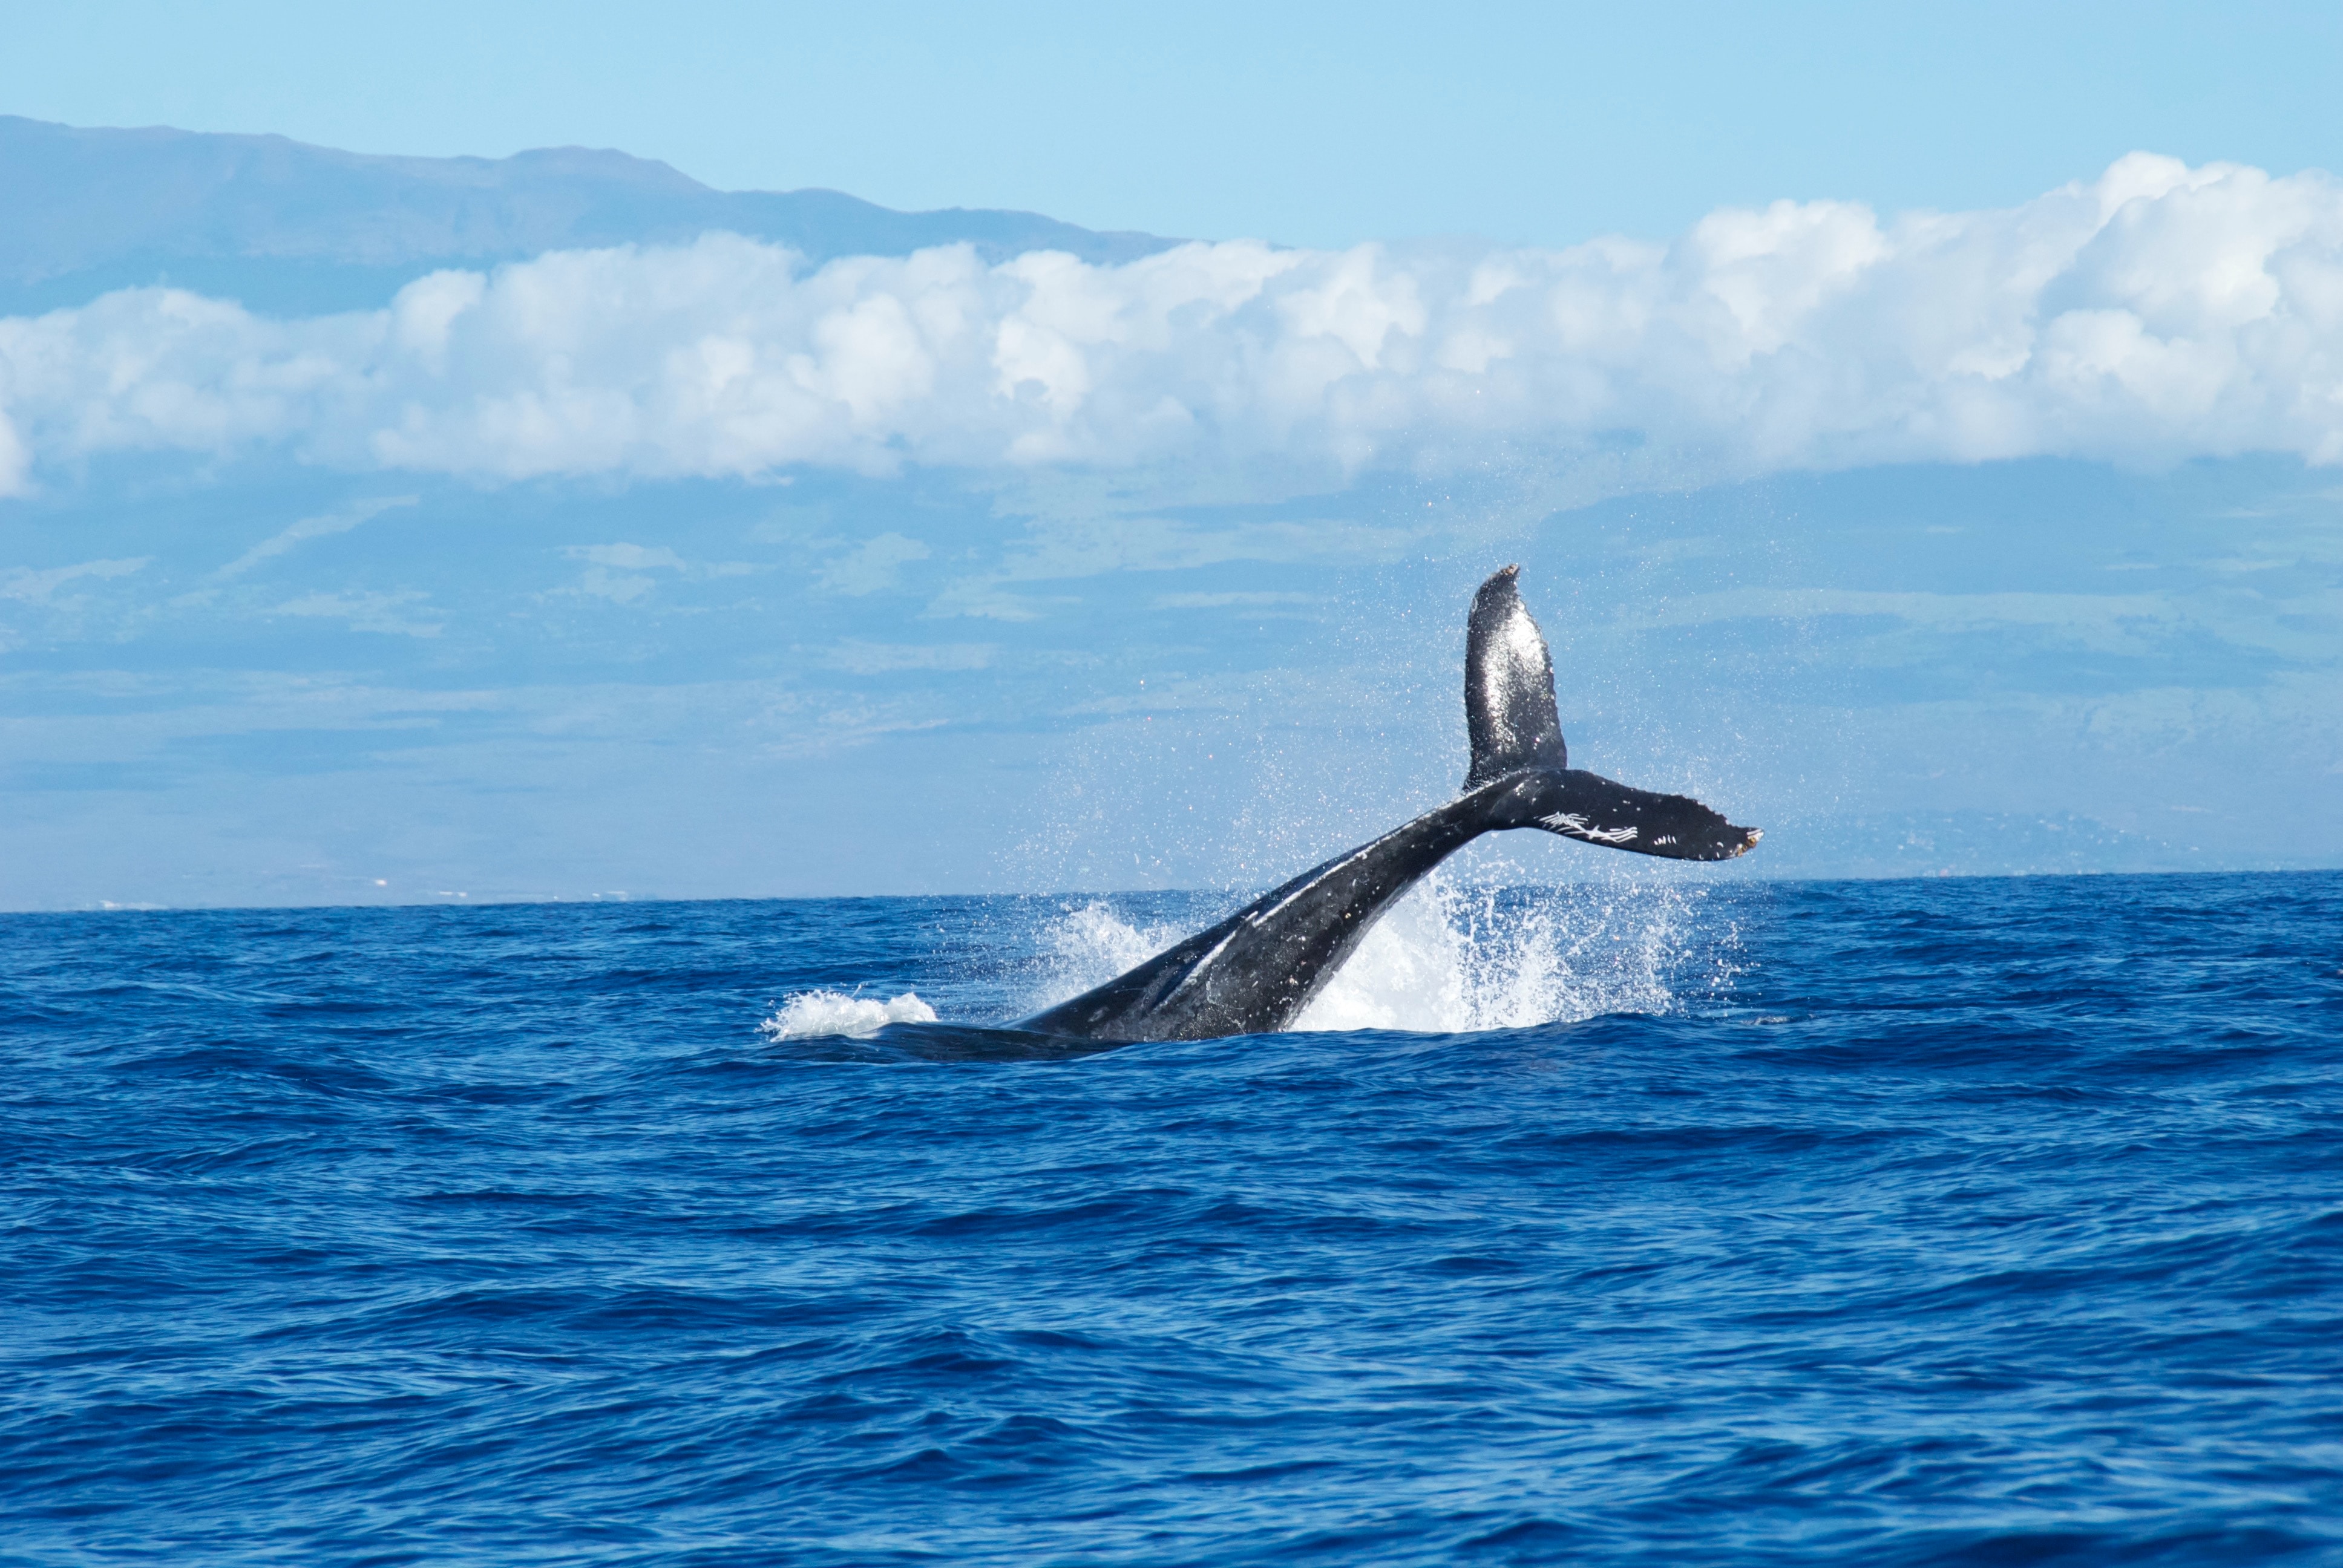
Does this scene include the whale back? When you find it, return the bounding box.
[1464,565,1567,788]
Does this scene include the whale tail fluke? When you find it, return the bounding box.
[1015,564,1757,1042]
[1464,564,1568,789]
[1463,565,1760,860]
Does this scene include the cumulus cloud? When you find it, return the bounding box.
[554,542,759,602]
[1,556,149,603]
[214,496,416,580]
[822,639,995,673]
[817,532,931,595]
[3,153,2342,494]
[0,410,27,494]
[272,590,442,638]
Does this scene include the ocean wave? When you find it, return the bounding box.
[10,874,2337,1565]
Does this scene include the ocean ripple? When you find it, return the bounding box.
[2,872,2339,1564]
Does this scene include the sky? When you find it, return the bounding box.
[4,2,2340,247]
[4,8,2342,909]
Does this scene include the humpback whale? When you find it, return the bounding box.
[1019,567,1758,1042]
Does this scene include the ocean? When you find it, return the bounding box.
[4,870,2339,1565]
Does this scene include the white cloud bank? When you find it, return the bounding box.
[3,153,2341,497]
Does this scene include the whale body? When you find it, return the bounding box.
[1018,567,1759,1042]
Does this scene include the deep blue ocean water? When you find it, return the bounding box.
[4,871,2341,1566]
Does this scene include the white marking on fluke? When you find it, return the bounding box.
[1541,811,1638,844]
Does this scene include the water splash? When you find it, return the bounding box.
[1029,900,1191,1008]
[1021,872,1734,1034]
[1297,872,1726,1031]
[762,990,937,1040]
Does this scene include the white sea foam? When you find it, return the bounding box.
[1024,872,1731,1035]
[761,989,937,1040]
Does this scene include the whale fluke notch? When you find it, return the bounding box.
[1464,564,1567,788]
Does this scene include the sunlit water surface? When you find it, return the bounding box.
[5,872,2340,1564]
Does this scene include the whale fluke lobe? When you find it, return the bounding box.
[1480,767,1761,861]
[1015,566,1760,1042]
[1464,564,1567,788]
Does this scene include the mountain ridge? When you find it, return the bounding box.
[0,115,1180,316]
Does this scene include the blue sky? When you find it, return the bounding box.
[7,2,2341,247]
[4,9,2342,908]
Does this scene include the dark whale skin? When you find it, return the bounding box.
[1017,567,1759,1044]
[1018,767,1754,1044]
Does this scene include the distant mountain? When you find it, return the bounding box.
[0,116,1179,316]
